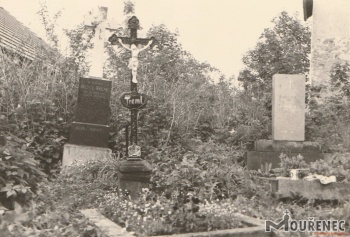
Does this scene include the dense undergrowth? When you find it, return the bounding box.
[0,6,350,236]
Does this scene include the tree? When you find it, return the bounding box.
[232,11,311,141]
[238,11,311,96]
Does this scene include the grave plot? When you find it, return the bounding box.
[81,208,271,237]
[254,153,350,201]
[270,179,350,200]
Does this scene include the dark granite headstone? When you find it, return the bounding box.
[69,77,112,148]
[75,77,112,125]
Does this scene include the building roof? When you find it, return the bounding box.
[0,7,49,60]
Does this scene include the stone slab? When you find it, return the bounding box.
[81,209,269,237]
[80,209,134,237]
[246,151,323,170]
[62,144,112,166]
[272,74,305,141]
[155,226,268,237]
[75,77,112,125]
[69,122,109,148]
[254,140,321,152]
[269,179,350,200]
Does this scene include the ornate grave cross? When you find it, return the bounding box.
[108,16,155,159]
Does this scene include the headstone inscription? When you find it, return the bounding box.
[272,74,305,141]
[62,7,112,166]
[69,77,112,147]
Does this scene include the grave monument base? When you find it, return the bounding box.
[118,159,152,199]
[62,144,112,167]
[246,140,324,170]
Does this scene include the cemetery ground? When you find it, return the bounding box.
[1,7,350,237]
[1,133,350,236]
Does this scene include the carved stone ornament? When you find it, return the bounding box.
[128,16,140,30]
[128,144,141,157]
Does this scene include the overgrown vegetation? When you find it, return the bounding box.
[0,2,349,236]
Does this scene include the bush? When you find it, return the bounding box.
[0,180,109,237]
[0,134,47,209]
[0,53,78,174]
[99,190,247,236]
[305,61,350,152]
[150,139,257,200]
[279,153,308,177]
[310,153,350,181]
[61,155,120,185]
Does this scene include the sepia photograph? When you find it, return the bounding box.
[0,0,349,236]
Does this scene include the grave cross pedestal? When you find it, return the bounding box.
[109,16,154,155]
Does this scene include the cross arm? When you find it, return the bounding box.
[108,34,155,47]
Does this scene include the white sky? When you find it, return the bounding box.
[1,0,305,79]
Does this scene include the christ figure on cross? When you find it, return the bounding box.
[118,38,153,83]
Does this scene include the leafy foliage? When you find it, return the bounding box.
[0,52,77,173]
[238,11,311,92]
[279,153,308,177]
[306,61,350,152]
[100,190,247,236]
[310,153,350,181]
[0,135,47,209]
[235,11,311,143]
[150,139,256,200]
[0,180,109,237]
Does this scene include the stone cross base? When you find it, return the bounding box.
[118,159,152,199]
[62,144,112,167]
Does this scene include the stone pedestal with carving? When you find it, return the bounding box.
[118,159,152,199]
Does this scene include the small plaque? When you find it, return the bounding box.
[128,144,141,157]
[120,92,148,110]
[69,122,109,148]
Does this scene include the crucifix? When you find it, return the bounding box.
[109,16,154,89]
[109,16,155,158]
